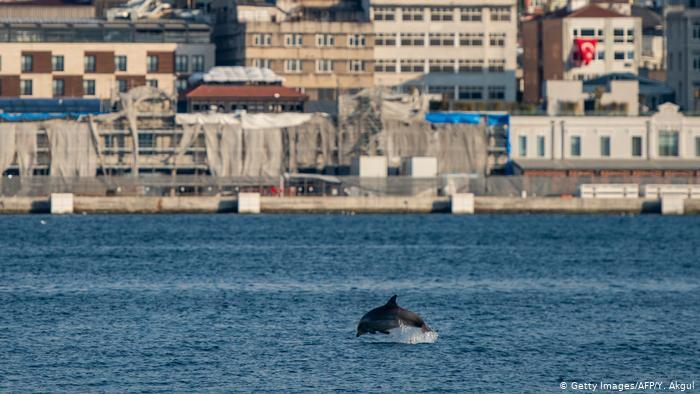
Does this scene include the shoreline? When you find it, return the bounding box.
[1,196,698,215]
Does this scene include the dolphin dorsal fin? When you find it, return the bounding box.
[386,295,398,307]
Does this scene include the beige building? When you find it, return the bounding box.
[369,0,517,101]
[0,19,214,107]
[212,0,374,111]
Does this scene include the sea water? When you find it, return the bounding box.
[1,214,699,392]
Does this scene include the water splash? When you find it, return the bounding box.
[364,324,438,345]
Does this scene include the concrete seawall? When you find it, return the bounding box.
[2,195,699,214]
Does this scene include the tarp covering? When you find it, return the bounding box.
[0,124,16,174]
[45,120,98,177]
[15,123,38,177]
[0,113,100,121]
[383,120,488,175]
[425,112,510,127]
[203,123,244,177]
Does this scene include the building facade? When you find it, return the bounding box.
[212,0,374,111]
[369,0,517,102]
[665,3,700,111]
[523,4,642,104]
[0,19,214,109]
[510,103,700,176]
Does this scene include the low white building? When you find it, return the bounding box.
[510,103,700,175]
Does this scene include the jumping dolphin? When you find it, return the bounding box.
[356,295,432,337]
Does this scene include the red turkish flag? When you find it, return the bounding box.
[575,38,597,65]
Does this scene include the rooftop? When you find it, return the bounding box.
[0,17,211,43]
[189,66,284,85]
[186,85,308,101]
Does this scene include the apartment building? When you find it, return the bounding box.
[369,0,517,102]
[666,3,700,111]
[523,4,642,103]
[0,19,214,109]
[510,103,700,176]
[212,0,373,110]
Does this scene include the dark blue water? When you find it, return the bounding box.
[1,215,699,392]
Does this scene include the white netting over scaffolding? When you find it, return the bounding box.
[0,87,490,180]
[338,87,489,175]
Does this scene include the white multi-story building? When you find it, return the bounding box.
[369,0,517,102]
[665,3,700,111]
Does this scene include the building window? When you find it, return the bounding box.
[84,55,96,72]
[375,59,396,73]
[459,33,483,46]
[52,79,64,96]
[428,86,454,97]
[284,34,303,47]
[117,79,128,93]
[429,59,454,72]
[614,51,625,60]
[253,33,272,46]
[400,59,424,72]
[316,59,333,73]
[147,55,158,72]
[632,136,642,157]
[430,7,453,21]
[347,60,366,73]
[175,79,188,92]
[375,33,396,46]
[458,86,483,100]
[402,7,423,21]
[285,59,303,73]
[598,51,605,60]
[147,79,158,88]
[21,55,33,72]
[138,133,155,149]
[570,136,581,156]
[374,7,395,21]
[175,55,188,72]
[115,55,127,72]
[20,79,32,95]
[489,33,506,47]
[252,59,271,69]
[192,55,205,72]
[52,55,64,72]
[627,29,634,43]
[400,33,424,46]
[694,23,700,39]
[488,59,506,72]
[315,34,335,47]
[658,130,679,157]
[461,7,481,21]
[490,7,511,21]
[429,33,454,46]
[83,79,95,96]
[696,136,700,156]
[347,34,366,48]
[488,85,505,100]
[627,51,634,60]
[600,136,611,157]
[458,59,483,72]
[519,135,527,157]
[614,28,624,43]
[580,28,595,37]
[537,136,545,157]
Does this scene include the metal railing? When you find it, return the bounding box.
[2,174,700,198]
